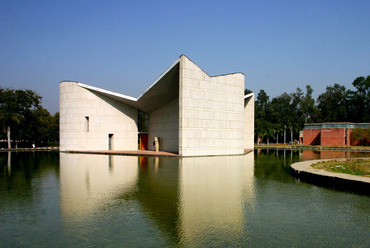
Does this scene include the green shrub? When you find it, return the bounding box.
[351,128,370,146]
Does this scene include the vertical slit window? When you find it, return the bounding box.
[85,116,89,132]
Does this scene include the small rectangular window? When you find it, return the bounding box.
[85,116,89,132]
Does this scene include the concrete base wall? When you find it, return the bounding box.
[148,98,179,153]
[60,81,138,151]
[179,56,245,156]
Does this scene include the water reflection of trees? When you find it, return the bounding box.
[254,149,299,182]
[254,149,368,182]
[0,151,59,209]
[0,151,61,248]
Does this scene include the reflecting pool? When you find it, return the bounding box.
[0,150,369,247]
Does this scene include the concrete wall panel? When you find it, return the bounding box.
[179,56,245,156]
[244,95,254,150]
[60,81,138,151]
[148,98,179,153]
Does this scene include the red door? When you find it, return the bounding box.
[140,134,148,150]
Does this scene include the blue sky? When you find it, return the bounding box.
[1,0,369,114]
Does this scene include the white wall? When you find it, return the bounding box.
[179,56,245,156]
[60,81,138,151]
[148,97,179,153]
[244,94,255,150]
[60,55,254,156]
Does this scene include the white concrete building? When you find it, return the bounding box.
[60,55,254,156]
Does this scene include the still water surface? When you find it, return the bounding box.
[0,150,369,247]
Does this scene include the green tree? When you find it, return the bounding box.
[274,123,283,144]
[300,85,316,123]
[270,93,292,143]
[0,87,41,148]
[48,112,59,142]
[255,90,272,143]
[255,119,265,144]
[290,88,304,142]
[256,90,270,118]
[265,121,275,145]
[347,76,370,122]
[244,88,253,95]
[350,127,370,146]
[316,84,348,122]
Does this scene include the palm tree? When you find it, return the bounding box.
[266,123,275,145]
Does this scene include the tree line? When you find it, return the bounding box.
[0,87,59,148]
[249,75,369,144]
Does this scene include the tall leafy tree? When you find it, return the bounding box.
[255,90,272,143]
[290,88,304,142]
[347,76,370,122]
[316,84,348,122]
[300,85,316,123]
[270,93,292,143]
[0,87,41,148]
[48,112,59,142]
[256,90,270,118]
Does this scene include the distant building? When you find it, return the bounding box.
[302,122,370,146]
[60,55,254,156]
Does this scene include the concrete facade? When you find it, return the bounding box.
[179,56,247,156]
[60,55,254,156]
[244,93,255,150]
[148,98,179,153]
[60,82,138,151]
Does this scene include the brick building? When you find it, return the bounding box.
[302,123,370,146]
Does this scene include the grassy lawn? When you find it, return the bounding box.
[312,159,370,176]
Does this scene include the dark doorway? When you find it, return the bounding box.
[138,110,149,150]
[108,134,113,150]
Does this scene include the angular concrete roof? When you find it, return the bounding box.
[77,57,180,113]
[244,93,254,99]
[136,58,180,113]
[75,55,247,113]
[78,82,142,109]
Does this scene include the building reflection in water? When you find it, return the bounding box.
[178,152,255,246]
[59,153,139,217]
[299,150,368,161]
[59,152,255,245]
[255,148,367,162]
